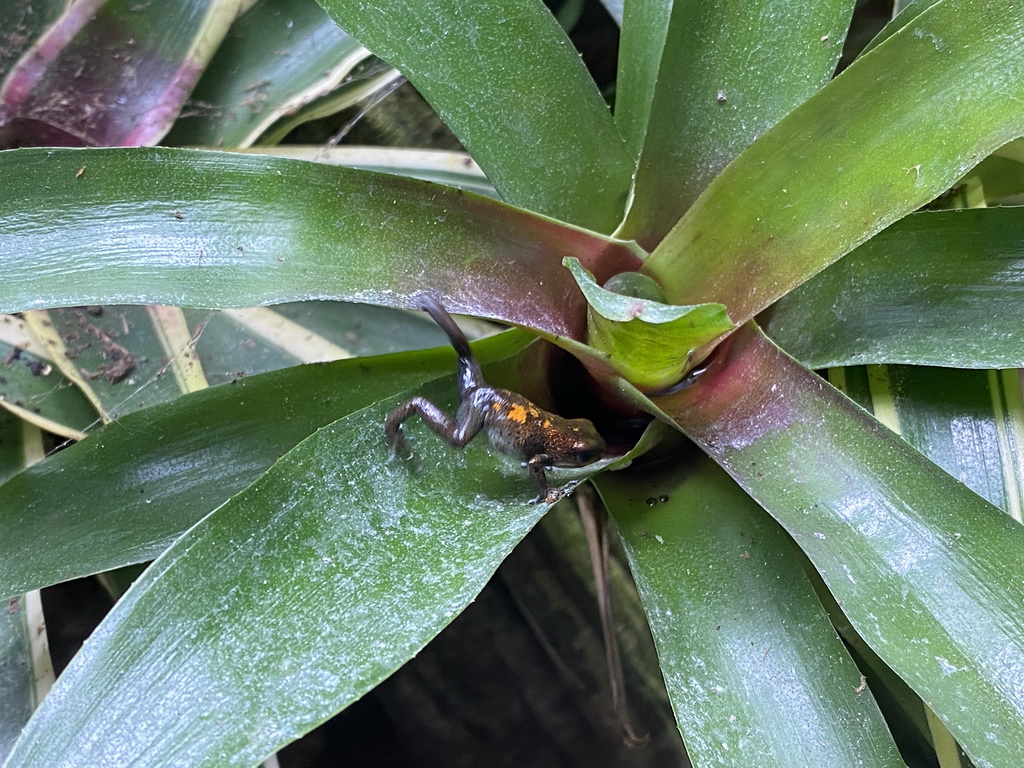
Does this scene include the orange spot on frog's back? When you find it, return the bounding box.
[506,403,529,423]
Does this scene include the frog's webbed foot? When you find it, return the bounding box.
[528,478,583,505]
[389,433,425,473]
[388,434,413,461]
[386,433,421,482]
[525,455,583,504]
[386,400,423,465]
[547,479,583,504]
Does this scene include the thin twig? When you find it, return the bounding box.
[576,484,649,747]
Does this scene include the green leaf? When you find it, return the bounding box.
[831,365,1024,522]
[643,0,1024,324]
[807,559,942,762]
[2,381,601,767]
[204,301,453,360]
[0,147,641,338]
[0,593,35,763]
[764,208,1024,369]
[252,63,403,147]
[967,140,1024,205]
[650,323,1024,768]
[27,306,195,420]
[0,331,529,599]
[829,362,1024,761]
[619,0,854,248]
[0,0,241,146]
[20,302,447,423]
[613,0,674,159]
[0,589,49,767]
[313,0,634,232]
[0,408,26,485]
[232,146,497,198]
[860,0,940,55]
[565,257,733,389]
[0,417,47,764]
[0,337,95,438]
[165,0,386,148]
[599,452,904,768]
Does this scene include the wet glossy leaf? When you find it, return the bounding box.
[764,209,1024,369]
[600,452,904,768]
[831,365,1023,521]
[651,323,1024,768]
[2,380,604,767]
[0,330,529,599]
[0,147,641,340]
[314,0,634,232]
[644,1,1024,324]
[619,0,853,248]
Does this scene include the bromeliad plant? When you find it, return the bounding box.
[1,0,1024,766]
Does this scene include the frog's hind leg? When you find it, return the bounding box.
[385,396,484,459]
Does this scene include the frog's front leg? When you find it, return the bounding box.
[524,453,551,500]
[524,454,580,504]
[386,396,484,460]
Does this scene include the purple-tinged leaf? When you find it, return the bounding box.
[0,147,643,341]
[0,0,240,147]
[166,0,387,148]
[645,322,1024,768]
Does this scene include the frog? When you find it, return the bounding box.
[385,296,605,503]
